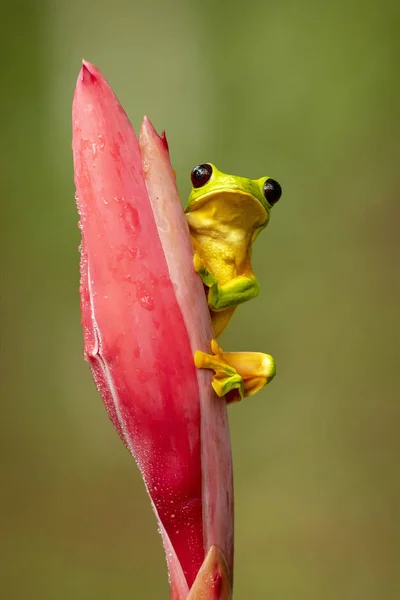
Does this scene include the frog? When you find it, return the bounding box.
[184,163,282,403]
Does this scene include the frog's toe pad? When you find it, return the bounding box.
[194,349,244,401]
[193,252,204,273]
[212,372,244,400]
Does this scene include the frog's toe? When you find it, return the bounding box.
[194,345,244,401]
[195,342,276,404]
[242,375,269,397]
[193,253,218,287]
[212,372,244,400]
[193,252,204,273]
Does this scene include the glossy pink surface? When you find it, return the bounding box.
[73,61,202,590]
[72,60,233,596]
[140,120,234,578]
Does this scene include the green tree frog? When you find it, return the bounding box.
[185,163,282,403]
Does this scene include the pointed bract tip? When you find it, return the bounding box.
[140,116,169,152]
[161,130,170,152]
[80,59,99,84]
[140,115,157,138]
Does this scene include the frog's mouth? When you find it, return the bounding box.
[188,187,269,228]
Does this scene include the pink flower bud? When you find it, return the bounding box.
[72,61,233,598]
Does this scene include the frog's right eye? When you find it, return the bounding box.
[191,163,213,188]
[263,178,282,206]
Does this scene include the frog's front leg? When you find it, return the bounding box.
[195,340,276,403]
[193,252,260,310]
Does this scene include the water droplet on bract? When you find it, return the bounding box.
[138,295,154,311]
[98,134,105,149]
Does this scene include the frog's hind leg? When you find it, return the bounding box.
[194,340,276,403]
[210,306,237,339]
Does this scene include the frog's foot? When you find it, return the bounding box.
[194,340,276,403]
[193,252,218,288]
[195,342,245,401]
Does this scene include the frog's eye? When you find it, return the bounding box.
[263,178,282,206]
[191,163,213,188]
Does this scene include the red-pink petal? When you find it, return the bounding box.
[72,60,234,595]
[139,119,234,579]
[73,61,203,589]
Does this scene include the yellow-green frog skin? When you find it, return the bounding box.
[185,163,282,402]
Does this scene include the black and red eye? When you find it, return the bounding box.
[263,178,282,206]
[191,163,213,188]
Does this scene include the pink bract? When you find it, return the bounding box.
[72,60,233,598]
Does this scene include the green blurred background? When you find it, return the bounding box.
[1,0,399,598]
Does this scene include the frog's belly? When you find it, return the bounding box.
[192,235,239,285]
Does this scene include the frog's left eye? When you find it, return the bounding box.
[263,178,282,206]
[191,163,213,188]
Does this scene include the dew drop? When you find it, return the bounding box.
[138,295,154,311]
[136,282,155,311]
[98,134,105,149]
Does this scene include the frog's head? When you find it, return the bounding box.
[185,163,282,233]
